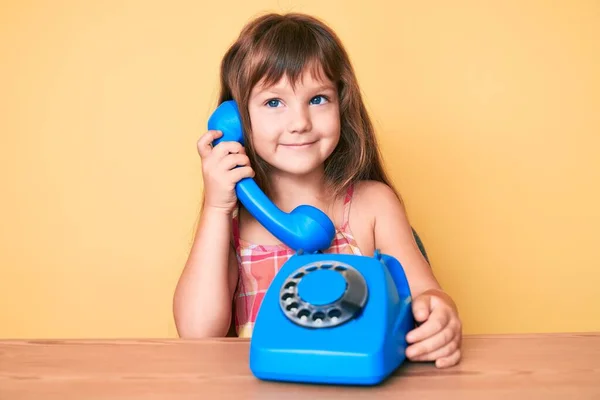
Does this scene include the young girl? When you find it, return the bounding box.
[174,12,462,368]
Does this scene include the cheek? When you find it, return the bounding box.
[317,112,341,140]
[251,122,278,143]
[324,114,341,153]
[249,117,279,158]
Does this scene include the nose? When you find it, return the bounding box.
[287,105,312,134]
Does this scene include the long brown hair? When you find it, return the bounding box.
[215,12,400,203]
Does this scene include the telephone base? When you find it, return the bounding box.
[251,348,406,386]
[249,251,414,386]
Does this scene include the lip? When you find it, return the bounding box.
[280,140,317,147]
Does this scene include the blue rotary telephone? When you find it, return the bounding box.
[208,101,415,386]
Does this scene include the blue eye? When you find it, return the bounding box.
[266,99,281,108]
[310,95,329,105]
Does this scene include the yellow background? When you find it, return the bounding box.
[1,1,599,339]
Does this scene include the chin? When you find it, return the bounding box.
[262,149,336,178]
[270,161,326,178]
[274,166,321,177]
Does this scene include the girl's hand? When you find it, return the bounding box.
[197,130,254,214]
[405,289,463,368]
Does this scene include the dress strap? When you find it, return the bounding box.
[231,205,240,250]
[341,184,354,230]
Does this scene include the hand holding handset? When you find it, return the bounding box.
[207,100,335,254]
[207,101,414,386]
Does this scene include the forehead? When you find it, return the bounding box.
[251,65,335,94]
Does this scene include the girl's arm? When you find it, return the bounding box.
[173,129,252,338]
[365,180,462,368]
[368,182,442,297]
[172,207,239,338]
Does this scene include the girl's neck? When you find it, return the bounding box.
[268,167,333,212]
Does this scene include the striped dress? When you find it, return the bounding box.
[230,184,362,338]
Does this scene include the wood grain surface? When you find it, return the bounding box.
[1,333,599,399]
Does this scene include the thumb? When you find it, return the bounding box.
[412,293,432,323]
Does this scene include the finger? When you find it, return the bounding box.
[435,348,462,369]
[411,294,431,324]
[219,154,251,171]
[406,306,449,344]
[406,323,455,359]
[228,166,255,182]
[197,130,222,158]
[212,141,245,158]
[408,330,459,361]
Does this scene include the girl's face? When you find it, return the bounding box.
[247,69,341,178]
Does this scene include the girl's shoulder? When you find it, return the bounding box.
[351,180,403,213]
[344,180,405,255]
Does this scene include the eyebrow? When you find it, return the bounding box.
[311,84,337,92]
[253,84,337,98]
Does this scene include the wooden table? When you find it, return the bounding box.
[1,333,598,399]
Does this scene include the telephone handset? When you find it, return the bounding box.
[207,100,336,253]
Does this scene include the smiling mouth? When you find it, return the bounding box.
[281,141,317,147]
